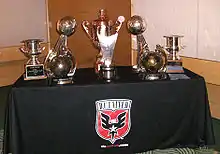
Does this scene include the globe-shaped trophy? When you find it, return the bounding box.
[127,15,167,80]
[20,39,47,80]
[127,15,149,72]
[44,16,77,85]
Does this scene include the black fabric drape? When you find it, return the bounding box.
[3,67,215,154]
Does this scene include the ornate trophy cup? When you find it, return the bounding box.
[82,9,125,75]
[20,39,46,80]
[127,15,167,80]
[163,35,184,73]
[44,16,77,85]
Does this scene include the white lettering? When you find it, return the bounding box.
[96,99,132,111]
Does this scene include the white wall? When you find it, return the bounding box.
[0,0,48,48]
[132,0,220,62]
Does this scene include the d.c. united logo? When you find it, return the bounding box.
[95,99,132,144]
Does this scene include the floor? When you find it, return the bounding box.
[0,60,220,153]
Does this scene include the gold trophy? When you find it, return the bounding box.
[163,35,184,73]
[127,15,167,80]
[82,9,125,74]
[20,39,47,80]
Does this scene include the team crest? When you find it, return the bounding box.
[95,99,132,144]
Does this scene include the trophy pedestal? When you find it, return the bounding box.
[139,72,168,81]
[99,65,116,83]
[24,64,47,80]
[166,60,184,73]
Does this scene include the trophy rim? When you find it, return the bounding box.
[163,35,184,38]
[20,39,44,43]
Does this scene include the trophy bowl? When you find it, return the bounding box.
[127,15,146,35]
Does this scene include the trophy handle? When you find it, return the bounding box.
[19,46,27,53]
[19,46,30,57]
[40,46,45,52]
[115,16,125,33]
[82,20,93,41]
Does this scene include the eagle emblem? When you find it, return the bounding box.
[95,99,132,144]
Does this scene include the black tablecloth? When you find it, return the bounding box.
[3,66,215,154]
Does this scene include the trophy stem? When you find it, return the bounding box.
[30,55,40,65]
[135,35,143,72]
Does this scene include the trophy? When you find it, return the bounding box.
[44,16,77,85]
[20,39,46,80]
[163,35,184,73]
[82,9,125,75]
[127,15,167,80]
[127,15,149,72]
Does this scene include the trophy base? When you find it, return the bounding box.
[24,64,47,80]
[99,65,116,83]
[166,60,184,73]
[139,72,168,81]
[53,78,73,85]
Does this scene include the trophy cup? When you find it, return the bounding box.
[163,35,184,73]
[20,39,46,80]
[127,15,167,80]
[44,16,77,85]
[82,9,125,74]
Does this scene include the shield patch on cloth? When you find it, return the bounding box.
[95,99,132,144]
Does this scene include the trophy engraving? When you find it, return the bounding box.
[127,15,167,80]
[82,9,125,74]
[20,39,46,80]
[163,35,184,73]
[44,16,77,85]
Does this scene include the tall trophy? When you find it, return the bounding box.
[44,16,77,85]
[82,9,125,76]
[127,15,149,72]
[163,35,184,73]
[20,39,47,80]
[127,15,167,80]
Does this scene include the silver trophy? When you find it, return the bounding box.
[127,15,167,80]
[44,16,77,85]
[20,39,46,80]
[82,9,125,76]
[163,35,184,73]
[96,15,125,82]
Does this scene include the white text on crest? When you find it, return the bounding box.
[96,99,132,111]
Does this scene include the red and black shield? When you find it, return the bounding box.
[95,99,132,144]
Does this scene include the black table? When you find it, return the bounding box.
[3,66,215,154]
